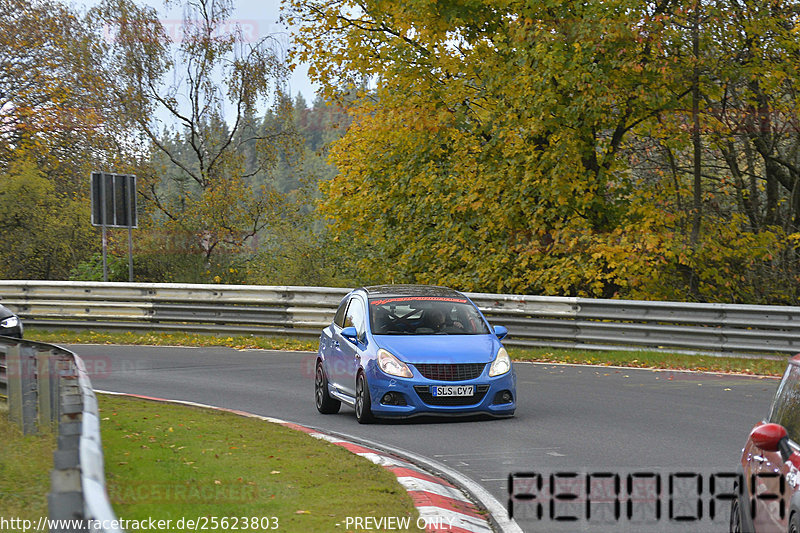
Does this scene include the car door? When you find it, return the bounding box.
[326,297,351,393]
[330,296,367,397]
[752,363,800,531]
[321,298,348,388]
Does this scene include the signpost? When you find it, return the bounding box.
[90,172,138,282]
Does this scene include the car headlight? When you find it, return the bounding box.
[377,349,413,378]
[0,316,19,329]
[489,347,511,377]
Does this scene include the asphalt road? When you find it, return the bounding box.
[73,344,780,532]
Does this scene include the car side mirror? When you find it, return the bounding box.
[751,423,792,461]
[493,325,508,340]
[341,326,359,344]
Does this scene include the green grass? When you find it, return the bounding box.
[26,328,318,352]
[27,327,788,376]
[99,394,423,532]
[0,401,56,523]
[509,347,787,376]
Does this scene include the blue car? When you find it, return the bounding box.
[315,285,516,423]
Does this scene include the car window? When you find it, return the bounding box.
[769,363,800,443]
[343,298,366,338]
[369,296,490,335]
[333,298,348,328]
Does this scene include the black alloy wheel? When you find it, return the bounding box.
[355,372,375,424]
[315,362,341,414]
[729,497,742,533]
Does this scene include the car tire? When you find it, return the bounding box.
[729,487,754,533]
[315,362,341,414]
[790,511,800,533]
[355,372,375,424]
[729,495,742,533]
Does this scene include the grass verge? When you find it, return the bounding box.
[26,328,317,352]
[99,394,423,532]
[27,327,789,376]
[0,401,56,522]
[508,347,787,377]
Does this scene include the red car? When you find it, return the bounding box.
[734,354,800,533]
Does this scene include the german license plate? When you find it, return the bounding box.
[431,385,474,397]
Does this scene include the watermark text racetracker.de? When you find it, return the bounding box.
[0,516,280,531]
[1,515,457,531]
[4,354,147,381]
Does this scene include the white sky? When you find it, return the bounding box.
[72,0,320,104]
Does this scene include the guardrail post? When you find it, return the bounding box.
[6,344,22,426]
[6,343,38,434]
[0,337,120,532]
[49,356,85,531]
[37,348,57,432]
[0,345,7,398]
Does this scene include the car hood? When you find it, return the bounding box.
[374,334,500,364]
[0,304,14,319]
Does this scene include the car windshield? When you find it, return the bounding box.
[369,296,490,335]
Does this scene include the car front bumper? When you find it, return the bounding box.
[365,365,516,418]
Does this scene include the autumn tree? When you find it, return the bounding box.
[0,0,141,279]
[90,0,296,263]
[0,158,96,279]
[707,0,800,232]
[286,0,693,296]
[0,0,124,193]
[630,0,800,302]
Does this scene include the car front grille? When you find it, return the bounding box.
[413,385,490,406]
[412,363,486,381]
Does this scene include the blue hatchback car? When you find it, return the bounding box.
[315,285,516,423]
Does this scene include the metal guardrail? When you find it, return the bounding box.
[0,343,6,399]
[466,293,800,356]
[0,337,121,533]
[0,280,799,356]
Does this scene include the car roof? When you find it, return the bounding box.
[361,284,465,299]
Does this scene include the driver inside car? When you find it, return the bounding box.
[426,309,447,332]
[425,308,465,333]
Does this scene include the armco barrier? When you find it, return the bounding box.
[0,343,6,399]
[0,337,121,533]
[0,280,799,356]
